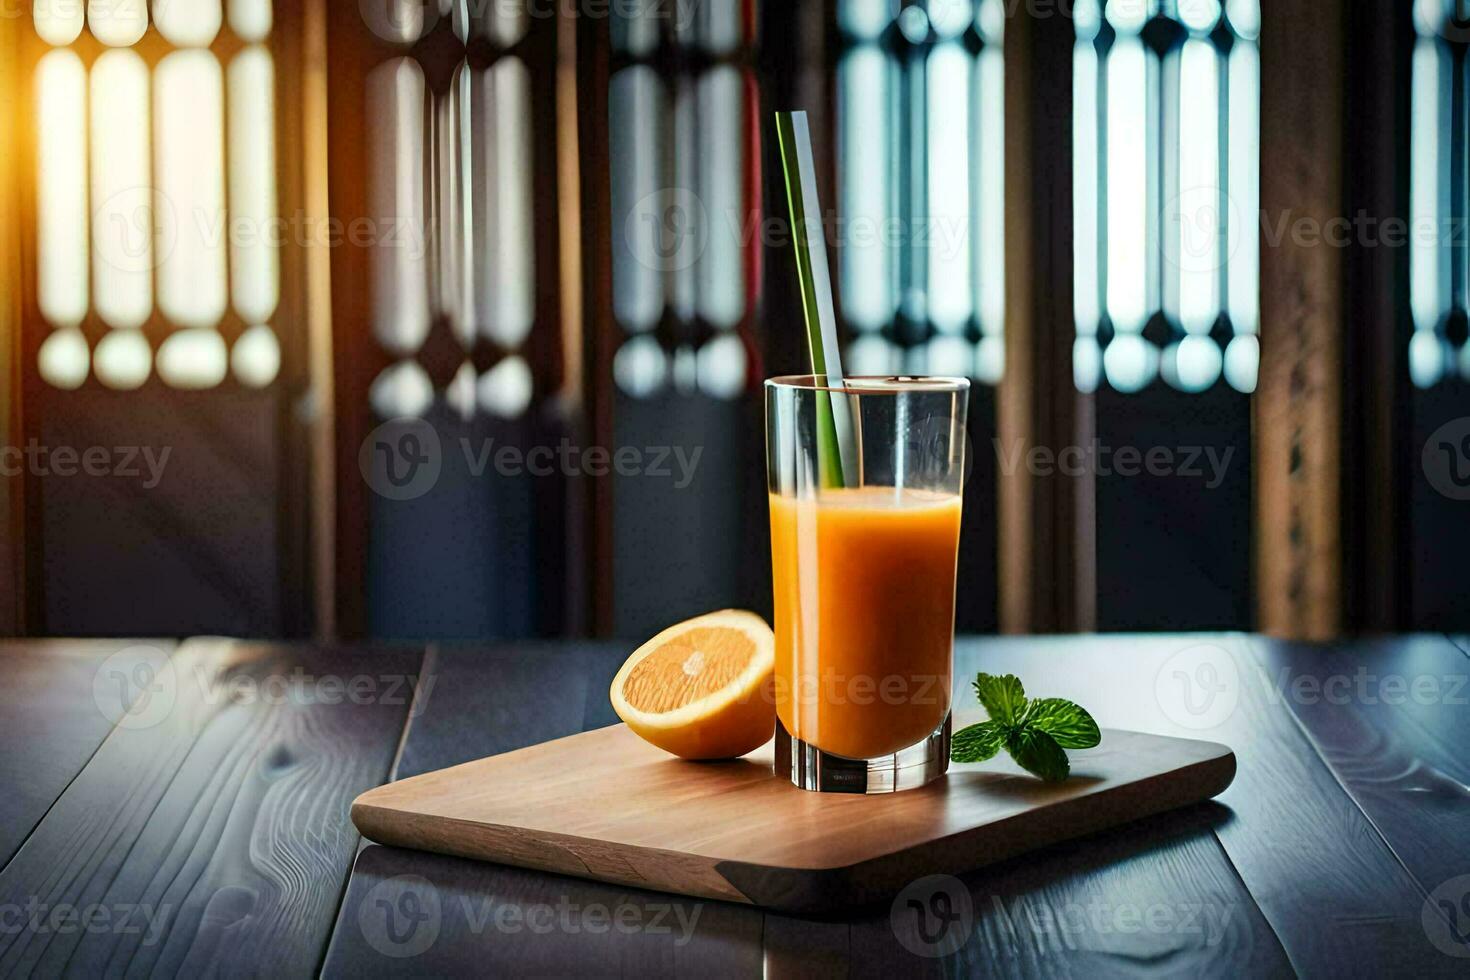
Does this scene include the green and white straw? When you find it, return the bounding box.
[775,110,859,489]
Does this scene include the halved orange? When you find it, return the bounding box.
[610,610,776,760]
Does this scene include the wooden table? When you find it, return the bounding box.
[1,635,1467,977]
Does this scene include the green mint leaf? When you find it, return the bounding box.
[973,673,1027,726]
[1022,698,1101,749]
[951,721,1006,764]
[1007,727,1070,782]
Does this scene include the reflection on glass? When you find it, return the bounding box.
[37,49,89,329]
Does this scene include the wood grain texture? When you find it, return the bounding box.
[0,639,424,978]
[323,643,767,978]
[0,641,176,868]
[1244,635,1470,899]
[353,722,1234,913]
[960,635,1462,975]
[1256,0,1346,639]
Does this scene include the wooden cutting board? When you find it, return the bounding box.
[351,724,1234,914]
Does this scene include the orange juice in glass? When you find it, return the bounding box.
[766,375,969,793]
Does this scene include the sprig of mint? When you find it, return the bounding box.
[951,673,1101,781]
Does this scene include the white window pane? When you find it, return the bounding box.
[839,0,890,40]
[477,356,534,419]
[1176,38,1219,335]
[156,0,222,47]
[367,58,431,355]
[1227,39,1260,335]
[232,324,281,388]
[38,328,90,390]
[454,1,528,47]
[1411,37,1448,333]
[975,43,1005,340]
[91,49,153,330]
[229,0,273,41]
[156,50,228,330]
[696,333,747,399]
[36,49,89,329]
[1106,37,1148,332]
[697,65,746,330]
[89,0,148,47]
[34,0,84,46]
[927,44,973,335]
[157,328,228,389]
[610,67,666,333]
[229,46,280,324]
[614,335,667,398]
[443,67,471,345]
[470,58,536,349]
[94,329,153,390]
[371,361,435,419]
[838,46,894,331]
[1073,39,1100,335]
[701,0,743,54]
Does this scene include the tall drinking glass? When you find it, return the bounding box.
[766,375,969,793]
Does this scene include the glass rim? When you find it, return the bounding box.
[764,374,972,395]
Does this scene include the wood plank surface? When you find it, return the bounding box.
[0,639,424,978]
[0,640,176,868]
[323,643,766,978]
[1244,635,1470,901]
[960,635,1462,975]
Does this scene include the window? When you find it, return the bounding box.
[32,0,281,393]
[835,0,1005,384]
[1410,0,1470,387]
[1073,0,1259,395]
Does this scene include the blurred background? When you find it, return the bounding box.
[0,0,1466,643]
